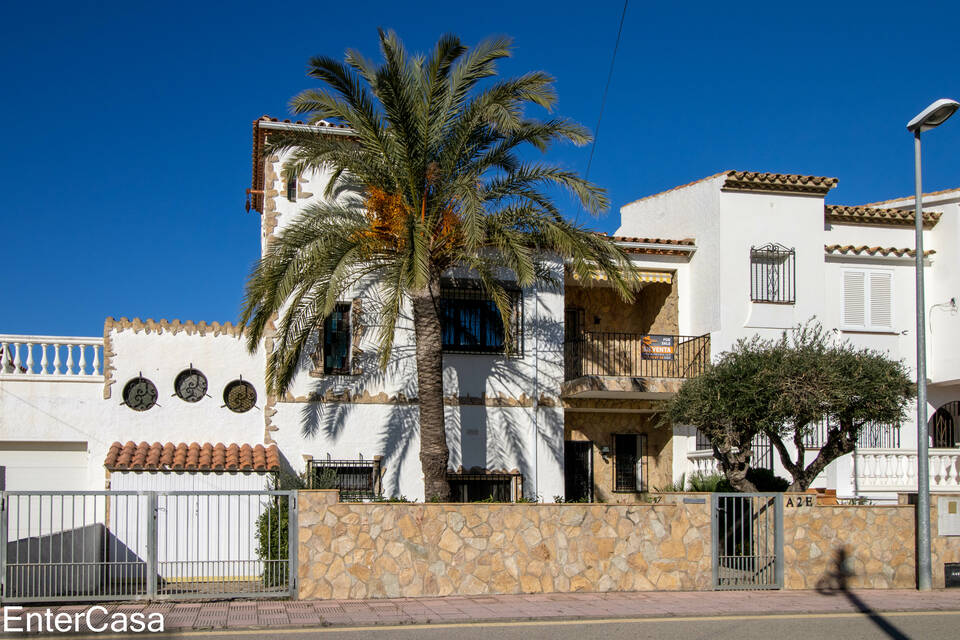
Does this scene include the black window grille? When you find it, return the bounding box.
[929,402,960,448]
[695,429,712,451]
[439,283,522,355]
[447,473,521,502]
[857,422,901,449]
[802,417,901,449]
[323,303,351,374]
[694,431,771,469]
[752,434,773,470]
[286,177,297,202]
[614,434,646,492]
[750,243,795,304]
[307,459,380,501]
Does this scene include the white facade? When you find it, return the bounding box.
[619,172,960,501]
[4,117,958,504]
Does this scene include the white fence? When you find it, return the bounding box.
[853,449,960,492]
[1,490,296,603]
[0,335,103,381]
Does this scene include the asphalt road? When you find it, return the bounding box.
[75,610,959,640]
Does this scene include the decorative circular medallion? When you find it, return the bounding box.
[174,368,208,403]
[122,377,158,411]
[223,379,257,413]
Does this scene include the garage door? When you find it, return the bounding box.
[0,441,89,490]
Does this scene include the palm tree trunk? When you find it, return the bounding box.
[412,278,451,501]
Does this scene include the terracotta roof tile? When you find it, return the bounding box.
[722,171,838,196]
[864,186,960,206]
[596,234,696,255]
[825,205,940,228]
[105,441,280,472]
[824,244,935,258]
[623,170,838,208]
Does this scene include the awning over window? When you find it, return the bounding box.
[570,270,673,284]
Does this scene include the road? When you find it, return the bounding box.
[45,610,959,640]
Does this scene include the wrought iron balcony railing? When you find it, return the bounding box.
[564,332,710,380]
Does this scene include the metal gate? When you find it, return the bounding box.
[711,493,783,590]
[0,491,297,603]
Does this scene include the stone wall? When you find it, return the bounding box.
[565,281,678,336]
[782,504,916,589]
[563,412,673,501]
[781,495,960,590]
[296,491,960,600]
[297,490,711,600]
[933,497,960,589]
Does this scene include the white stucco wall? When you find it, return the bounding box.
[0,326,268,491]
[618,175,723,337]
[623,173,960,499]
[258,154,569,501]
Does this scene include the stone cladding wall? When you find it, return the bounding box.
[297,491,960,599]
[297,490,711,599]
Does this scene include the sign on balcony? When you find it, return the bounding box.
[641,335,675,361]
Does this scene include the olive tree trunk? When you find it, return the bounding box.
[714,443,759,493]
[411,278,451,502]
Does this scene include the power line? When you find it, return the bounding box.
[576,0,629,225]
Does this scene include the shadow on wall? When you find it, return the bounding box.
[815,547,910,640]
[295,289,564,499]
[5,524,149,599]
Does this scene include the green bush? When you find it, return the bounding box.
[686,469,789,493]
[310,467,339,489]
[654,473,686,492]
[688,472,732,492]
[255,471,304,588]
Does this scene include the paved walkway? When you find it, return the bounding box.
[10,589,960,632]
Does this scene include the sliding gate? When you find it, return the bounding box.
[711,493,783,590]
[0,491,297,603]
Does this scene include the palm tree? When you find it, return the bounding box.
[240,30,636,500]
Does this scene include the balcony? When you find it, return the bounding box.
[853,449,960,493]
[562,332,710,398]
[0,335,104,382]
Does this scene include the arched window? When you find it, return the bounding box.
[929,402,960,448]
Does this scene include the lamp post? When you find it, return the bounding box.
[906,98,958,591]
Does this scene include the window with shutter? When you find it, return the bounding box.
[841,269,894,332]
[842,271,866,328]
[869,272,893,329]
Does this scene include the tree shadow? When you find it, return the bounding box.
[815,546,910,640]
[290,282,566,499]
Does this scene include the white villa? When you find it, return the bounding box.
[1,116,958,504]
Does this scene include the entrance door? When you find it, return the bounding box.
[564,441,593,502]
[711,493,783,590]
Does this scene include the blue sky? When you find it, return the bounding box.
[2,1,959,337]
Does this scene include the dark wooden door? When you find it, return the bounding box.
[564,441,593,502]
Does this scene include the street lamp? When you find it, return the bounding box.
[906,97,958,592]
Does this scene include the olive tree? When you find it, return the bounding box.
[669,322,914,492]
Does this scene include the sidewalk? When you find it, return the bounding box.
[12,589,960,632]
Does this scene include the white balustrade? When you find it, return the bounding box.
[0,335,104,381]
[686,449,722,476]
[853,448,960,492]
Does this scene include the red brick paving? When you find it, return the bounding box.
[10,589,960,632]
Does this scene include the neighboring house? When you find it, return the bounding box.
[619,171,960,502]
[2,118,957,504]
